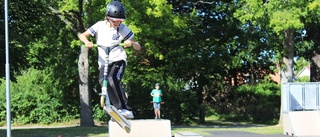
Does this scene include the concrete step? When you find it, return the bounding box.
[175,132,203,137]
[109,119,171,137]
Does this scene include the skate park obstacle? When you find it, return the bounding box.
[108,119,171,137]
[282,82,320,136]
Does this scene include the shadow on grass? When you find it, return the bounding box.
[0,126,109,137]
[201,119,267,127]
[172,119,268,128]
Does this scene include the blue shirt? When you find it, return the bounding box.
[151,89,162,102]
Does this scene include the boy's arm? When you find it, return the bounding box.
[124,38,141,50]
[78,31,93,48]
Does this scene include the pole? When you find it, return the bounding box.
[5,0,11,136]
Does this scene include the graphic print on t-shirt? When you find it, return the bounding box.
[112,33,120,40]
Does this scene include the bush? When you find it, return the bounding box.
[0,68,75,126]
[216,81,281,124]
[296,76,310,82]
[92,104,109,122]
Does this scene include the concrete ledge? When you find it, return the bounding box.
[109,119,171,137]
[175,132,203,137]
[284,111,320,137]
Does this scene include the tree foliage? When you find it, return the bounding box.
[0,68,76,126]
[3,0,320,126]
[0,0,50,79]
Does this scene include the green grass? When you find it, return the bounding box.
[170,115,283,136]
[0,124,283,137]
[0,118,283,137]
[171,125,283,136]
[0,125,283,137]
[0,126,108,137]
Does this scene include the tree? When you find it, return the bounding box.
[0,0,49,79]
[295,57,309,76]
[234,0,307,125]
[0,0,291,125]
[167,0,280,122]
[49,0,103,126]
[52,0,192,125]
[300,1,320,82]
[0,0,85,125]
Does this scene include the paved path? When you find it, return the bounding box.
[203,131,288,137]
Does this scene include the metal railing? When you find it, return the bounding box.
[282,82,320,114]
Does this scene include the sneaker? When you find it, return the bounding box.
[121,109,134,119]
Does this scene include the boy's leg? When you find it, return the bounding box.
[106,61,127,109]
[153,102,161,119]
[153,103,158,119]
[109,62,133,117]
[153,103,156,118]
[157,104,161,118]
[104,63,122,109]
[157,107,161,119]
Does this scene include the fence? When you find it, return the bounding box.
[282,82,320,113]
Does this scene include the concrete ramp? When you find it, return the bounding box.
[284,111,320,136]
[108,119,171,137]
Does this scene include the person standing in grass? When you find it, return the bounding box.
[150,83,162,119]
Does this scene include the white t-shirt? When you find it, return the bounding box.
[88,20,134,66]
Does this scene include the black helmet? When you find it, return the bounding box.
[106,1,126,19]
[155,83,160,86]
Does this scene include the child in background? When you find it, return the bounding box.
[150,83,162,119]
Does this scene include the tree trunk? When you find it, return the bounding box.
[50,0,94,127]
[310,52,320,82]
[279,29,295,126]
[280,30,295,83]
[78,45,94,127]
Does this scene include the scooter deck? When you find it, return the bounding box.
[103,105,131,133]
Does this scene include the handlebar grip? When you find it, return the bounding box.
[84,44,124,48]
[84,44,97,48]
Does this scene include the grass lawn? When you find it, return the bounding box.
[0,118,283,137]
[172,125,283,136]
[0,125,283,137]
[0,126,108,137]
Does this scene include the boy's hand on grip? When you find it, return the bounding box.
[85,42,94,48]
[123,41,132,48]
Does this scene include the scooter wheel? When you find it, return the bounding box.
[124,126,131,133]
